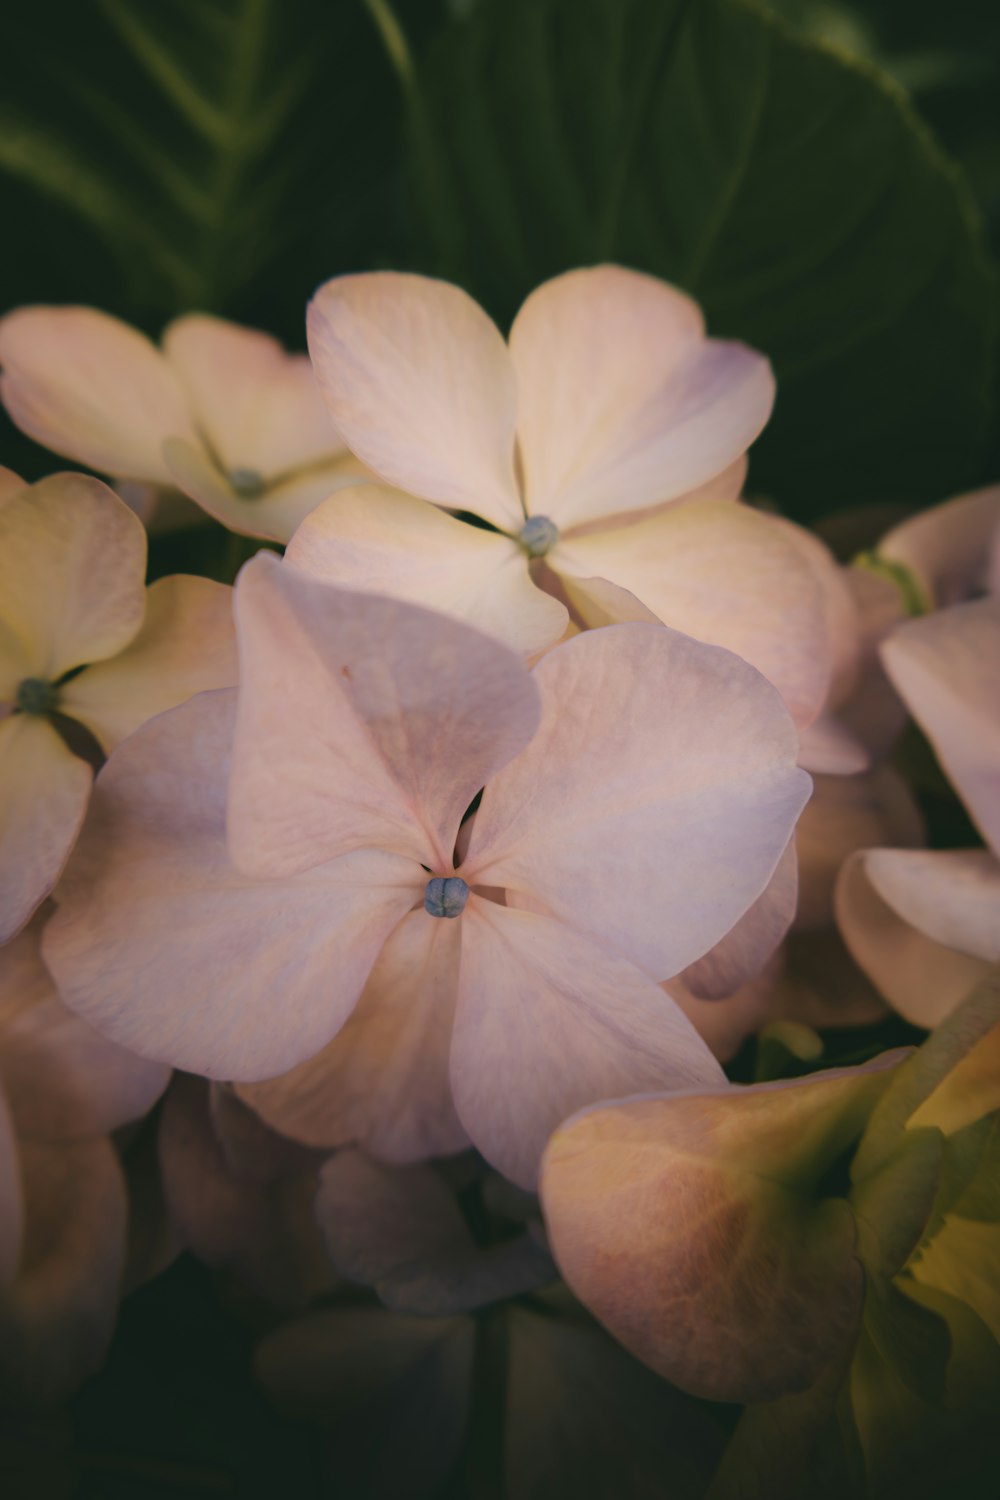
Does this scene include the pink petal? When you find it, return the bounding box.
[0,716,92,944]
[163,314,346,476]
[164,435,366,544]
[796,766,923,931]
[464,623,811,981]
[668,965,782,1064]
[797,713,870,775]
[554,500,831,729]
[509,265,774,528]
[230,552,540,877]
[881,597,1000,855]
[0,921,169,1140]
[450,899,725,1189]
[539,1064,895,1402]
[59,574,238,752]
[43,691,421,1080]
[307,272,522,529]
[679,837,798,999]
[836,849,999,1026]
[0,474,146,680]
[880,484,1000,607]
[0,1137,126,1403]
[237,909,468,1161]
[286,485,568,656]
[0,306,196,483]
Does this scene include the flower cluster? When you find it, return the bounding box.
[0,267,997,1493]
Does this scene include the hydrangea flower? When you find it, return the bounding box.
[0,470,236,941]
[44,552,809,1187]
[296,265,831,726]
[0,307,365,541]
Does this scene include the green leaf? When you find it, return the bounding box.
[400,0,996,518]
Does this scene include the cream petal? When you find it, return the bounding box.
[836,850,999,1027]
[464,623,811,981]
[0,922,168,1140]
[0,716,92,945]
[0,1137,126,1404]
[450,900,725,1189]
[0,474,146,680]
[880,484,1000,607]
[163,314,346,476]
[679,838,798,999]
[881,598,1000,855]
[237,910,468,1161]
[509,265,773,529]
[307,272,522,529]
[59,574,238,752]
[0,306,196,483]
[229,553,540,877]
[555,500,831,729]
[286,486,568,656]
[42,691,421,1080]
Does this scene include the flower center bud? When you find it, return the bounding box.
[518,515,560,558]
[424,875,470,919]
[228,467,265,499]
[16,677,58,716]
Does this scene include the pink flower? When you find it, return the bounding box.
[44,553,809,1187]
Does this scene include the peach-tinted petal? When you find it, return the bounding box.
[796,766,924,931]
[163,314,345,476]
[0,1137,126,1403]
[0,1088,22,1287]
[307,272,522,529]
[668,964,782,1064]
[59,574,237,752]
[209,1083,324,1185]
[230,553,540,876]
[679,838,798,999]
[509,266,773,528]
[797,714,870,775]
[43,691,421,1080]
[237,910,468,1161]
[0,922,168,1141]
[0,716,92,944]
[465,624,811,981]
[880,485,1000,608]
[554,501,830,729]
[836,849,999,1027]
[0,306,196,483]
[0,466,25,505]
[540,1063,896,1402]
[881,598,1000,855]
[451,900,725,1188]
[286,486,568,657]
[0,474,146,680]
[163,435,365,544]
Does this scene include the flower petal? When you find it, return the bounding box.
[0,474,146,680]
[450,900,725,1188]
[230,552,540,876]
[59,574,238,752]
[0,1088,22,1288]
[307,272,522,529]
[880,484,1000,608]
[539,1064,895,1402]
[797,714,870,775]
[464,623,811,981]
[43,691,420,1080]
[836,849,1000,1026]
[0,306,195,483]
[880,597,1000,855]
[679,837,798,999]
[509,265,773,529]
[0,716,92,944]
[286,486,568,656]
[237,909,468,1161]
[554,500,831,729]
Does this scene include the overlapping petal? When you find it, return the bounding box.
[679,838,799,998]
[879,484,1000,607]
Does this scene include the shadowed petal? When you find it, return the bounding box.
[230,553,540,876]
[0,306,196,483]
[60,575,238,752]
[451,900,725,1188]
[43,691,421,1080]
[465,624,811,980]
[880,484,1000,607]
[307,272,522,529]
[286,486,568,656]
[679,838,798,999]
[510,266,773,528]
[0,1089,21,1287]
